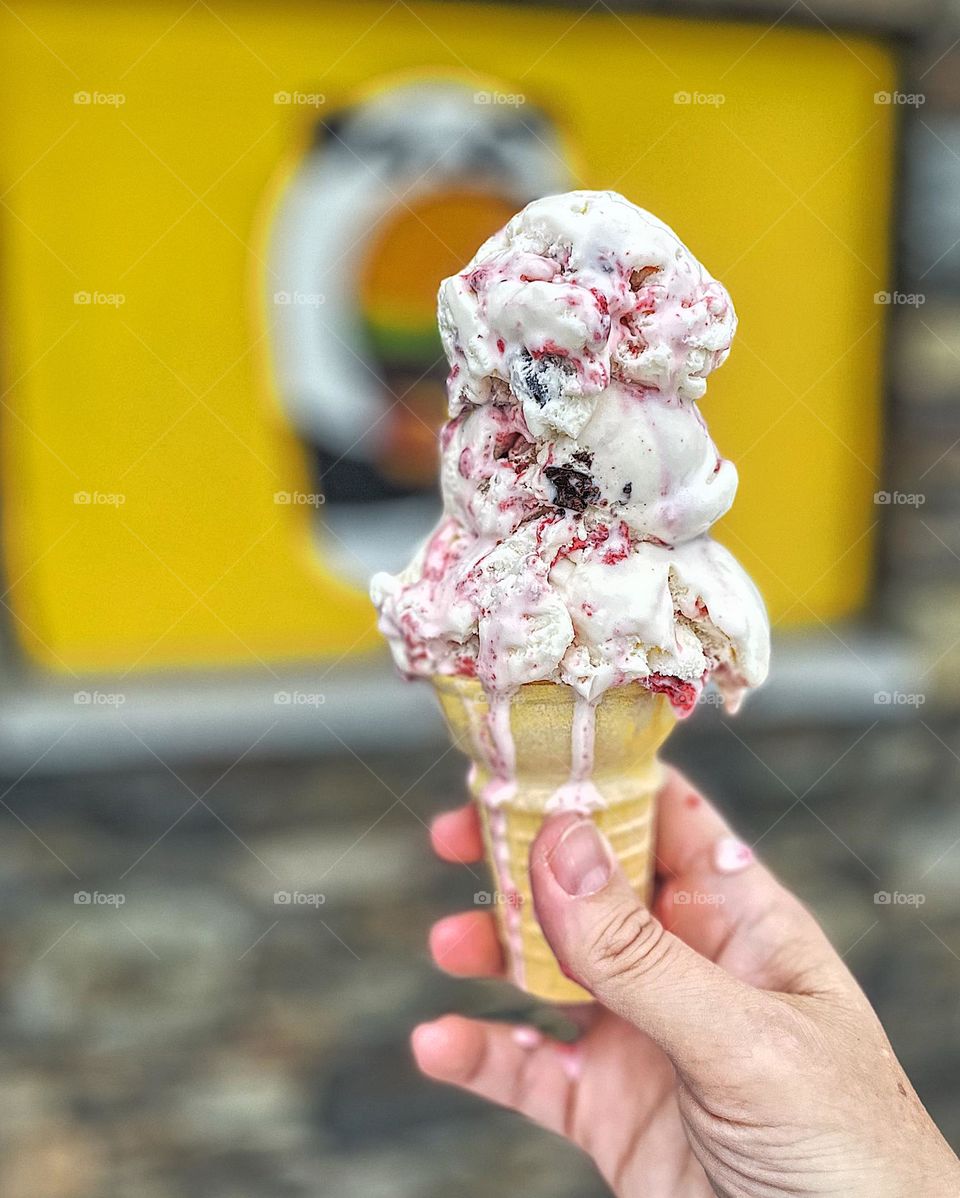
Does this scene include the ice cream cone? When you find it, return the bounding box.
[432,676,676,1003]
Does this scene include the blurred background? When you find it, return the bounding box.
[0,0,958,1194]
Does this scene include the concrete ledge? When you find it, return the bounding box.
[0,625,932,775]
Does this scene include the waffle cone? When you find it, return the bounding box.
[433,676,676,1003]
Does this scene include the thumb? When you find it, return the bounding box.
[530,813,781,1084]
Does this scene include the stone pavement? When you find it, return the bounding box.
[0,712,957,1196]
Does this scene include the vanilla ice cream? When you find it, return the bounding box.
[371,190,769,734]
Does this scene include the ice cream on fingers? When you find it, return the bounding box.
[371,190,769,1001]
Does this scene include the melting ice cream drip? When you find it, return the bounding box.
[480,686,602,809]
[469,695,524,986]
[548,693,604,811]
[487,804,525,988]
[485,691,517,784]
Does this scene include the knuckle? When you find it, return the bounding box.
[587,904,668,985]
[747,1000,821,1078]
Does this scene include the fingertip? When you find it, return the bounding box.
[428,913,456,959]
[413,1016,584,1135]
[430,805,484,863]
[429,910,504,976]
[411,1014,483,1083]
[411,1019,446,1076]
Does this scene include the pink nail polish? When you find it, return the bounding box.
[512,1026,542,1050]
[548,819,614,897]
[557,1043,584,1082]
[715,836,754,874]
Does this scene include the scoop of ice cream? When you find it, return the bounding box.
[372,511,767,709]
[439,400,545,541]
[553,534,768,707]
[441,380,737,545]
[373,189,768,717]
[439,190,736,439]
[371,513,578,691]
[536,379,737,544]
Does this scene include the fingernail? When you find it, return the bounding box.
[715,836,754,874]
[556,1043,584,1082]
[548,819,614,897]
[511,1026,542,1050]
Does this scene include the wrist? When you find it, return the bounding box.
[884,1136,960,1198]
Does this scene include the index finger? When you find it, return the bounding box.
[653,765,739,880]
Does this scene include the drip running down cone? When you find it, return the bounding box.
[433,676,676,1003]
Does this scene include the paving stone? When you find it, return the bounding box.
[171,1055,313,1152]
[0,1065,64,1140]
[228,821,426,907]
[0,1120,108,1198]
[5,888,255,1050]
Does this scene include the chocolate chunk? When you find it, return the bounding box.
[572,449,594,467]
[510,349,573,409]
[622,482,632,498]
[629,266,659,291]
[545,465,601,511]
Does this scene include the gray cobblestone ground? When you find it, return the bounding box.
[0,713,957,1196]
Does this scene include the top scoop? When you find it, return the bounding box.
[371,190,769,717]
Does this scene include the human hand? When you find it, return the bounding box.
[413,768,960,1197]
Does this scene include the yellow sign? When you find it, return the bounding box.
[0,2,894,672]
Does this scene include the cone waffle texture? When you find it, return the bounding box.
[433,677,676,1003]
